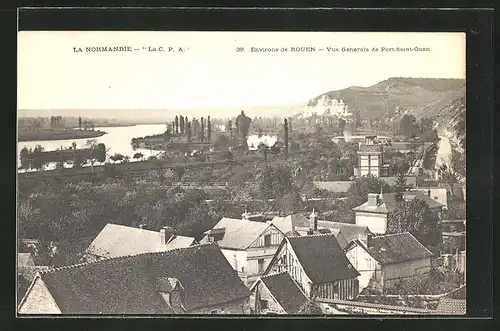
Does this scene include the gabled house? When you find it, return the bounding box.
[345,232,434,292]
[18,244,251,315]
[249,271,309,314]
[200,218,286,285]
[352,192,444,234]
[84,223,196,261]
[264,234,360,301]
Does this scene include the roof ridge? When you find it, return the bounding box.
[40,243,216,275]
[260,270,288,279]
[372,231,411,238]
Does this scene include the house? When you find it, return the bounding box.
[84,223,196,260]
[358,136,384,177]
[352,191,444,234]
[18,244,251,315]
[264,233,360,301]
[409,187,448,211]
[345,232,434,292]
[249,271,310,314]
[200,218,286,285]
[18,252,35,267]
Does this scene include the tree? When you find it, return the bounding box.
[297,301,323,315]
[133,152,144,161]
[394,172,408,193]
[31,145,46,171]
[207,116,212,143]
[274,190,304,215]
[387,198,441,247]
[85,139,100,171]
[258,142,269,163]
[200,117,205,143]
[284,118,289,160]
[259,165,294,199]
[179,115,185,135]
[187,121,192,142]
[19,147,31,170]
[78,117,82,130]
[347,176,391,208]
[110,153,124,163]
[438,163,461,185]
[175,116,179,134]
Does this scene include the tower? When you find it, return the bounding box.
[358,135,383,177]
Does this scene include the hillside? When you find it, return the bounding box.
[306,77,465,121]
[435,97,466,153]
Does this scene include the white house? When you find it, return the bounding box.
[201,218,286,285]
[352,192,444,234]
[345,232,434,292]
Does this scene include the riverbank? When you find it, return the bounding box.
[18,129,107,142]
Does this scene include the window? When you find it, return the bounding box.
[208,236,214,243]
[260,300,269,311]
[264,234,271,247]
[258,259,265,273]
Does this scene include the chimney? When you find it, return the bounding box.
[367,193,380,206]
[160,226,175,245]
[358,232,372,247]
[139,223,146,230]
[310,209,318,231]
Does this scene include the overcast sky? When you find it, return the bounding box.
[18,31,465,110]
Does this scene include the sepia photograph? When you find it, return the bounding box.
[17,30,466,316]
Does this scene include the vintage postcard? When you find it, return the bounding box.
[17,31,466,316]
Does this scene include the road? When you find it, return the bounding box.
[435,134,452,170]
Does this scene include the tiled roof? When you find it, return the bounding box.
[18,253,35,267]
[287,234,359,283]
[352,192,444,214]
[22,244,250,314]
[258,271,309,314]
[356,232,433,265]
[201,218,272,250]
[313,181,352,193]
[315,221,371,244]
[435,298,466,315]
[86,223,195,258]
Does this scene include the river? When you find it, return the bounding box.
[17,124,277,170]
[17,124,167,170]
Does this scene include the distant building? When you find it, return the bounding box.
[18,244,251,315]
[314,221,372,248]
[201,218,286,285]
[270,212,348,247]
[249,271,309,314]
[265,234,360,301]
[358,136,384,177]
[84,223,196,261]
[312,181,352,194]
[345,232,434,292]
[352,191,444,234]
